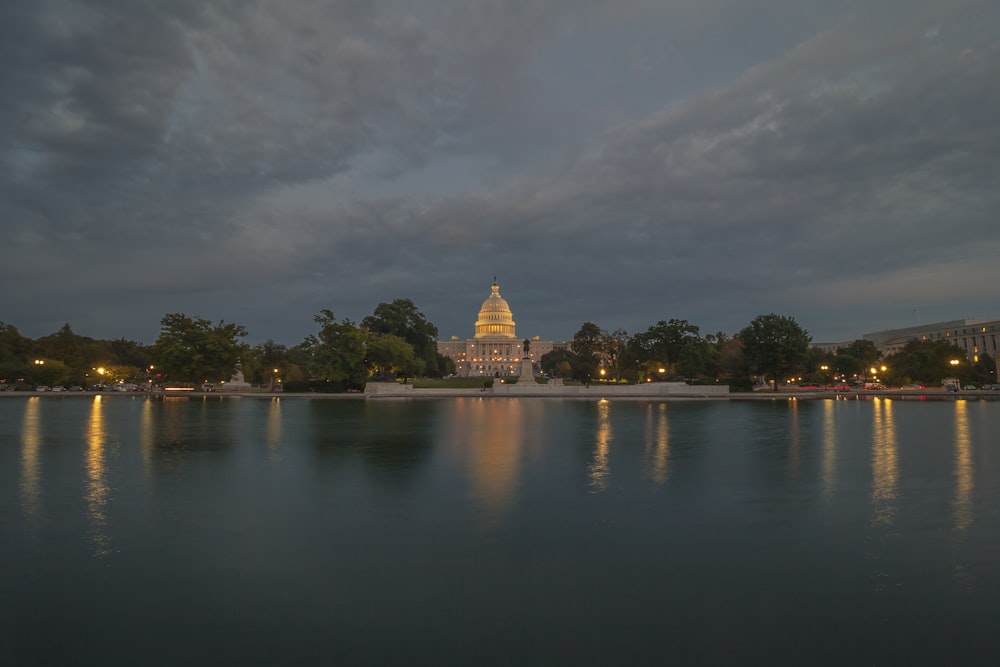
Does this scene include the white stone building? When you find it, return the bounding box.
[864,318,1000,363]
[437,280,566,377]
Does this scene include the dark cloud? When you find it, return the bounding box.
[2,0,998,345]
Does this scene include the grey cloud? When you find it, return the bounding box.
[2,0,998,345]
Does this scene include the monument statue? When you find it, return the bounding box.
[522,338,530,356]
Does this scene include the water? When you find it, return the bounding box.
[1,395,999,665]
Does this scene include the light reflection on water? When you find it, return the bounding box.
[3,395,1000,665]
[788,398,802,480]
[953,400,973,533]
[19,397,41,520]
[869,397,898,527]
[86,395,113,557]
[643,402,670,484]
[449,397,524,522]
[266,397,283,458]
[821,398,836,500]
[588,399,612,492]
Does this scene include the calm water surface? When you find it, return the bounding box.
[1,395,999,665]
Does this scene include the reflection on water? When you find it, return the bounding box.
[86,396,113,557]
[870,398,898,527]
[153,397,200,471]
[788,399,801,480]
[266,397,283,457]
[952,401,974,533]
[821,399,836,500]
[140,398,154,478]
[4,397,1000,666]
[589,399,612,492]
[452,398,524,521]
[19,397,42,519]
[643,403,670,484]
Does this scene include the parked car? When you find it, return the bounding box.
[902,384,925,390]
[963,385,978,390]
[35,385,49,392]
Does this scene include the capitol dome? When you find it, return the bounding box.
[474,279,517,339]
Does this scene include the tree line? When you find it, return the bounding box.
[0,298,454,391]
[2,303,989,391]
[544,316,992,390]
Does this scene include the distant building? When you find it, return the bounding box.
[437,279,567,377]
[864,319,1000,362]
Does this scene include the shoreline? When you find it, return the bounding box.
[3,387,998,401]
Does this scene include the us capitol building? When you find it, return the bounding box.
[437,280,566,377]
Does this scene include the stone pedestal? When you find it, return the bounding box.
[517,357,535,380]
[220,368,252,391]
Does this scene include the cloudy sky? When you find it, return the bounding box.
[3,0,998,346]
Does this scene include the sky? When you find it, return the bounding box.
[2,0,998,347]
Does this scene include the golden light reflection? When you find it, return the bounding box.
[20,397,42,519]
[788,399,801,480]
[451,398,524,523]
[952,401,974,532]
[643,403,670,484]
[869,398,898,527]
[589,399,612,492]
[86,395,113,557]
[140,397,155,478]
[267,397,283,458]
[821,399,837,500]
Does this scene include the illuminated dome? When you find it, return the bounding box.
[474,279,517,339]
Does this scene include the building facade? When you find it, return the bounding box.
[437,280,565,377]
[864,319,1000,363]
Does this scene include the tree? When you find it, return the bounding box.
[27,359,70,387]
[0,322,33,386]
[152,313,248,384]
[109,338,151,369]
[632,319,701,376]
[972,353,996,386]
[604,328,630,382]
[366,333,417,377]
[676,337,720,381]
[883,339,969,385]
[737,314,811,391]
[362,299,446,377]
[540,348,579,378]
[302,310,368,387]
[244,340,289,388]
[571,322,604,381]
[832,339,880,380]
